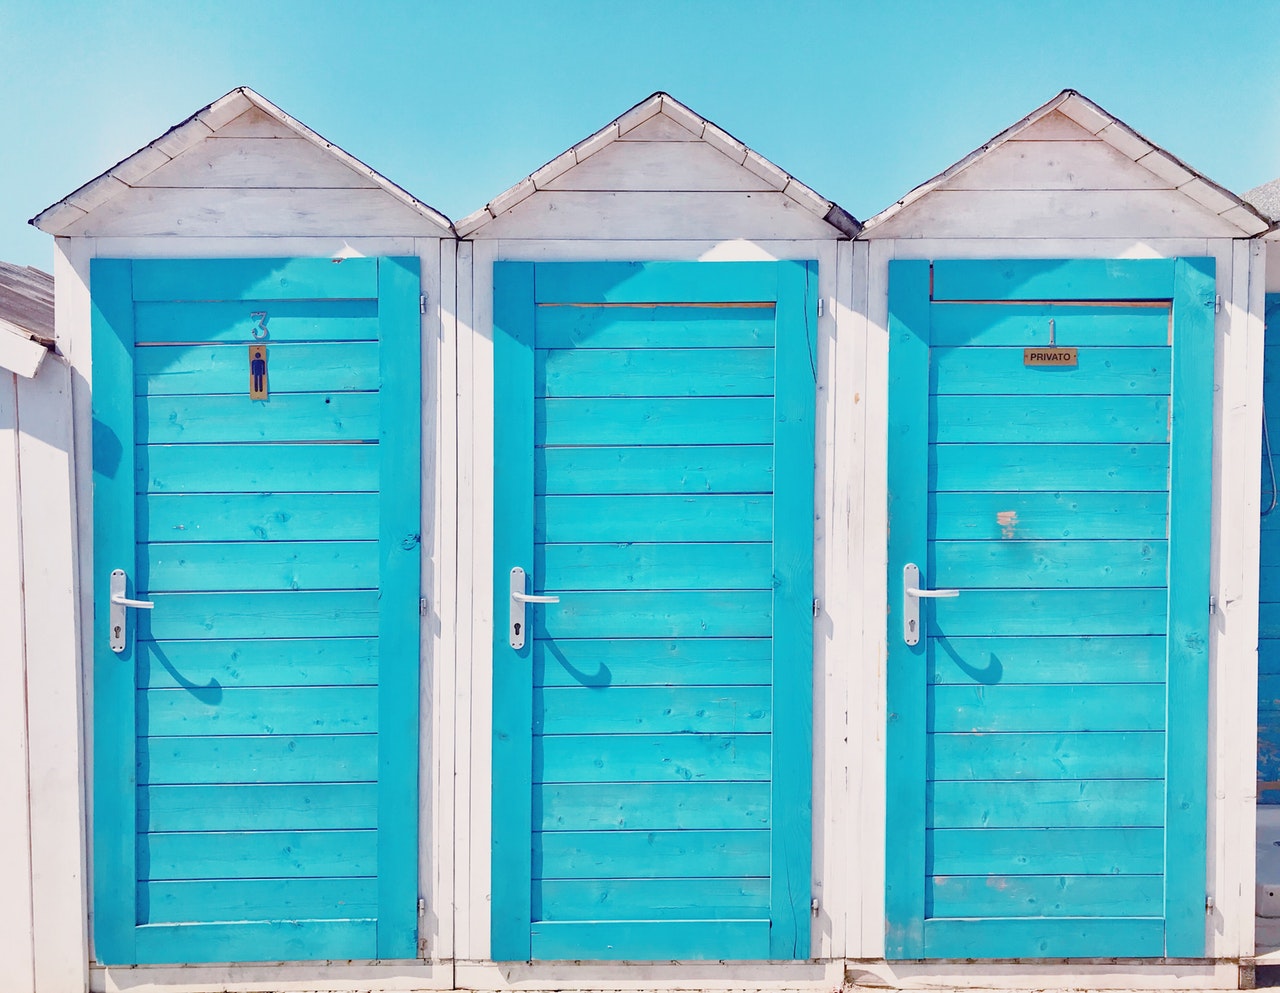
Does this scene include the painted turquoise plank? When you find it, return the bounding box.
[536,445,773,495]
[928,779,1164,828]
[928,304,1172,347]
[929,683,1164,732]
[536,782,770,832]
[536,830,771,879]
[534,686,770,735]
[141,591,380,640]
[1261,674,1280,706]
[931,588,1167,636]
[931,259,1176,301]
[930,491,1168,541]
[140,783,378,832]
[928,827,1165,876]
[929,636,1167,685]
[134,300,379,344]
[139,443,378,493]
[1164,255,1214,957]
[536,306,775,349]
[929,874,1163,919]
[134,342,379,397]
[129,257,379,302]
[1259,603,1280,640]
[536,733,770,784]
[922,917,1165,958]
[529,920,769,961]
[139,686,377,736]
[140,540,377,592]
[140,493,380,542]
[930,540,1167,589]
[137,638,378,689]
[537,347,773,398]
[136,393,380,444]
[141,733,378,785]
[538,397,774,446]
[537,495,772,543]
[537,542,772,592]
[535,878,769,922]
[534,590,773,639]
[930,731,1165,781]
[533,638,772,688]
[931,346,1171,396]
[141,877,377,924]
[884,259,932,959]
[141,829,377,879]
[491,260,537,961]
[90,257,140,965]
[133,919,375,965]
[533,261,778,303]
[931,396,1170,444]
[929,443,1169,492]
[1261,639,1280,675]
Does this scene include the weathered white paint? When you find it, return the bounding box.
[453,960,845,991]
[91,963,450,993]
[0,322,47,378]
[847,959,1241,990]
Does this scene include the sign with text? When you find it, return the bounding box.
[1023,347,1078,367]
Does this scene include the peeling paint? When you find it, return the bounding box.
[996,509,1019,539]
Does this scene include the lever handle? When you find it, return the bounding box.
[511,591,560,604]
[509,566,559,650]
[905,587,960,599]
[903,563,961,646]
[110,593,155,609]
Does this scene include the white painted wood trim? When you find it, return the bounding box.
[91,236,420,257]
[91,962,451,993]
[848,959,1240,990]
[453,959,845,991]
[0,322,47,378]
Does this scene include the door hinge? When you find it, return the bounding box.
[420,294,428,314]
[1206,893,1215,912]
[811,896,820,917]
[417,897,428,957]
[817,298,824,318]
[1214,294,1221,314]
[812,597,822,618]
[1209,595,1217,615]
[420,597,429,616]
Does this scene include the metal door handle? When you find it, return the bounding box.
[905,587,960,599]
[110,594,155,609]
[903,562,960,647]
[509,566,559,650]
[109,568,154,654]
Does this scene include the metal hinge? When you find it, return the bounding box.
[811,897,820,917]
[418,897,428,957]
[817,298,824,318]
[1214,294,1221,314]
[812,598,822,618]
[1206,893,1215,912]
[1209,595,1217,615]
[420,294,428,314]
[420,597,429,616]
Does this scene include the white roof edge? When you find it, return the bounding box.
[858,88,1271,238]
[0,318,50,378]
[29,86,456,236]
[460,91,860,238]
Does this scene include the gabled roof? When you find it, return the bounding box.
[1245,177,1280,224]
[859,89,1270,238]
[0,262,54,378]
[30,87,454,236]
[456,92,859,238]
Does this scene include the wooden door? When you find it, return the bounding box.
[885,258,1215,959]
[491,260,815,961]
[91,257,421,964]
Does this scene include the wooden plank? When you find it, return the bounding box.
[939,139,1172,193]
[930,443,1169,492]
[142,733,378,784]
[533,638,772,687]
[539,139,774,193]
[533,261,778,304]
[537,347,774,397]
[139,783,379,832]
[137,638,378,688]
[537,494,772,543]
[928,827,1164,876]
[534,589,773,639]
[537,541,772,591]
[537,445,773,495]
[535,877,769,921]
[929,683,1165,732]
[137,136,379,190]
[931,395,1170,444]
[536,732,771,784]
[134,299,379,344]
[140,540,377,591]
[929,873,1163,918]
[932,588,1166,636]
[928,779,1164,828]
[135,342,379,395]
[139,685,378,736]
[529,920,768,961]
[130,257,380,302]
[138,443,378,493]
[929,636,1167,685]
[536,782,770,831]
[141,829,377,879]
[136,392,380,443]
[922,916,1165,958]
[932,346,1171,395]
[535,305,775,349]
[930,539,1167,588]
[535,829,770,879]
[535,686,771,735]
[930,491,1168,541]
[141,590,380,640]
[132,919,375,965]
[141,877,377,924]
[933,259,1176,302]
[139,493,380,542]
[929,303,1170,347]
[538,397,774,446]
[929,731,1166,780]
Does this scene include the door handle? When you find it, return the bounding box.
[509,566,559,650]
[109,568,154,654]
[903,562,959,647]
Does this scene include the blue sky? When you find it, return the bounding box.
[2,0,1278,270]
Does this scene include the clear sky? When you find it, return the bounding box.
[2,0,1278,271]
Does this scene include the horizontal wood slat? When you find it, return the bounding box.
[140,540,377,592]
[141,829,377,879]
[529,919,769,961]
[535,877,769,921]
[534,590,773,639]
[142,733,378,784]
[534,306,775,350]
[536,732,771,784]
[930,683,1164,733]
[535,686,771,735]
[930,540,1167,589]
[536,445,773,495]
[928,636,1167,684]
[930,731,1165,780]
[137,638,378,688]
[538,397,774,446]
[537,495,772,543]
[533,261,778,304]
[922,916,1165,958]
[537,542,772,591]
[140,783,379,832]
[140,591,380,640]
[931,396,1169,444]
[140,493,380,541]
[930,443,1169,492]
[139,686,378,736]
[533,638,772,687]
[928,779,1164,828]
[133,919,375,964]
[928,304,1170,347]
[536,782,771,832]
[535,829,771,879]
[928,827,1164,877]
[930,259,1175,301]
[130,258,379,302]
[141,876,376,924]
[134,300,379,344]
[931,588,1167,636]
[929,491,1168,540]
[137,393,380,444]
[139,443,379,494]
[932,347,1171,396]
[537,347,773,398]
[136,341,379,396]
[928,873,1163,918]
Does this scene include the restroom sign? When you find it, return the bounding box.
[249,345,268,398]
[1023,347,1078,367]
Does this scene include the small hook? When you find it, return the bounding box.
[250,311,269,340]
[1048,317,1056,347]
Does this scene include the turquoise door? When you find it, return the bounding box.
[91,258,421,964]
[886,259,1214,958]
[492,261,815,961]
[1260,293,1280,800]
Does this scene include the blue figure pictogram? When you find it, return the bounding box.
[250,346,267,395]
